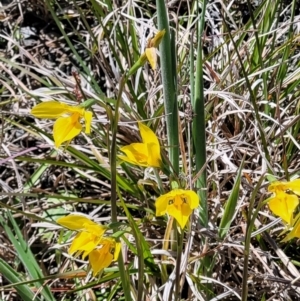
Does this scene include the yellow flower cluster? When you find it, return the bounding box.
[268,179,300,241]
[119,122,200,229]
[30,30,200,278]
[49,121,198,277]
[57,215,120,276]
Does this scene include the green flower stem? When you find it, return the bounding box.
[80,98,98,108]
[127,54,147,77]
[241,175,265,301]
[174,227,183,301]
[110,75,131,301]
[118,188,146,301]
[218,158,244,239]
[162,217,174,283]
[156,0,179,175]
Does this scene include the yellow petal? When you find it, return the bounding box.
[285,179,300,196]
[149,29,166,48]
[147,143,162,168]
[268,192,298,224]
[282,214,300,242]
[268,181,286,193]
[113,242,121,261]
[268,179,300,196]
[166,189,200,208]
[88,238,118,276]
[84,111,93,134]
[170,193,194,228]
[155,194,169,216]
[31,101,71,118]
[57,215,98,230]
[68,232,85,255]
[139,122,159,148]
[145,48,157,70]
[57,215,106,256]
[89,247,113,276]
[53,114,82,147]
[167,201,190,229]
[181,190,200,209]
[69,232,102,257]
[139,122,162,167]
[119,143,149,166]
[64,105,85,115]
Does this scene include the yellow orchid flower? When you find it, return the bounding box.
[89,238,121,276]
[119,122,162,168]
[31,101,92,147]
[268,180,300,224]
[57,215,107,258]
[57,215,120,276]
[155,189,200,229]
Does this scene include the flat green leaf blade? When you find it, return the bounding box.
[218,159,245,239]
[0,258,39,301]
[0,211,55,301]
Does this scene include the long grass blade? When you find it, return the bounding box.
[218,158,244,239]
[0,211,55,301]
[0,258,39,301]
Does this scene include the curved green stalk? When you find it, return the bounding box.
[174,228,183,300]
[118,188,145,301]
[241,175,265,301]
[110,75,131,301]
[218,158,244,239]
[0,211,55,301]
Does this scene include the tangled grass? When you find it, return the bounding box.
[1,0,300,300]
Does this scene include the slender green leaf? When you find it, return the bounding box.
[218,159,245,239]
[0,258,39,301]
[0,211,55,301]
